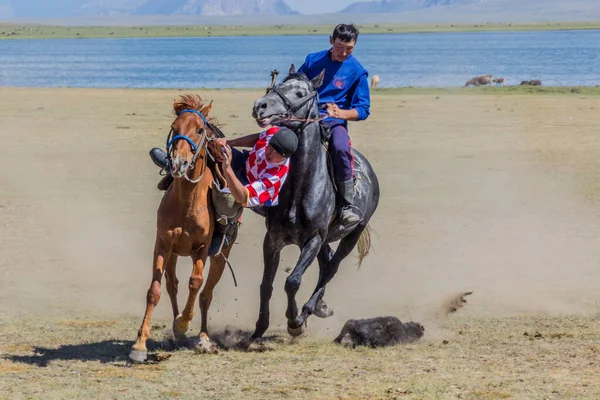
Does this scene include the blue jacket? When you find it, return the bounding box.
[298,49,371,122]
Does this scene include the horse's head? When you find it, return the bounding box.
[167,95,222,181]
[252,64,325,129]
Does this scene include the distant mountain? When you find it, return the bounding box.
[1,0,297,17]
[3,0,599,22]
[341,0,480,14]
[77,0,146,16]
[132,0,298,15]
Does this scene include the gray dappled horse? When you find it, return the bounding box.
[245,65,380,343]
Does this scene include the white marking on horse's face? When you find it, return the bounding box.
[170,154,189,177]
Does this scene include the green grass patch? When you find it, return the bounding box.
[1,21,600,40]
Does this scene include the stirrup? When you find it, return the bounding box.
[208,234,229,257]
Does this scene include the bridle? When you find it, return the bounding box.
[265,74,325,125]
[165,109,224,184]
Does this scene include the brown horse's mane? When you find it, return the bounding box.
[173,94,219,126]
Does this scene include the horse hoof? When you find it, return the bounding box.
[235,337,252,351]
[173,315,189,339]
[313,300,334,319]
[248,340,274,353]
[161,335,179,351]
[287,324,306,337]
[194,337,218,355]
[129,349,148,363]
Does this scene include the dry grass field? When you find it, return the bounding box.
[1,87,600,399]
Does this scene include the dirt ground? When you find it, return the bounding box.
[1,88,600,399]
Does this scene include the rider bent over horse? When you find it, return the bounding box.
[150,127,299,249]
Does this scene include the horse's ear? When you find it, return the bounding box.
[200,100,213,117]
[289,64,296,75]
[311,69,325,89]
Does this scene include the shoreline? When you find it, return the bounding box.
[3,86,600,96]
[1,21,600,40]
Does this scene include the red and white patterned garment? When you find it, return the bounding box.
[244,126,290,207]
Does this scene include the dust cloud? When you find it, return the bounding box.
[1,88,600,343]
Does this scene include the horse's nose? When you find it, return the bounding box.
[171,156,189,176]
[253,98,267,118]
[178,160,189,174]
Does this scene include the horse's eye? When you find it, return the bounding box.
[296,91,304,98]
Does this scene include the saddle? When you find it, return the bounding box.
[319,121,332,144]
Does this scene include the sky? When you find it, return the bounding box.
[286,0,354,14]
[0,0,357,18]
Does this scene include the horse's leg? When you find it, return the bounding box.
[165,255,179,318]
[197,227,238,354]
[164,255,184,344]
[195,253,226,354]
[299,225,366,325]
[248,233,282,342]
[130,236,171,362]
[312,244,335,319]
[173,245,208,341]
[285,235,323,336]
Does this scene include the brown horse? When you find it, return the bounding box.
[465,74,493,87]
[129,95,236,362]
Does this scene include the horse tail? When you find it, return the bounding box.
[357,223,372,269]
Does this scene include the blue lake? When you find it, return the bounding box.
[1,30,599,88]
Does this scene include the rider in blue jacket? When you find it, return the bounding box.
[298,23,371,227]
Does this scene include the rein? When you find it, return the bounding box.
[286,114,327,124]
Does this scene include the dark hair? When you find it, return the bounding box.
[332,24,359,43]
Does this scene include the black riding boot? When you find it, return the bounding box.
[338,179,362,228]
[149,148,173,190]
[208,221,237,257]
[150,148,169,169]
